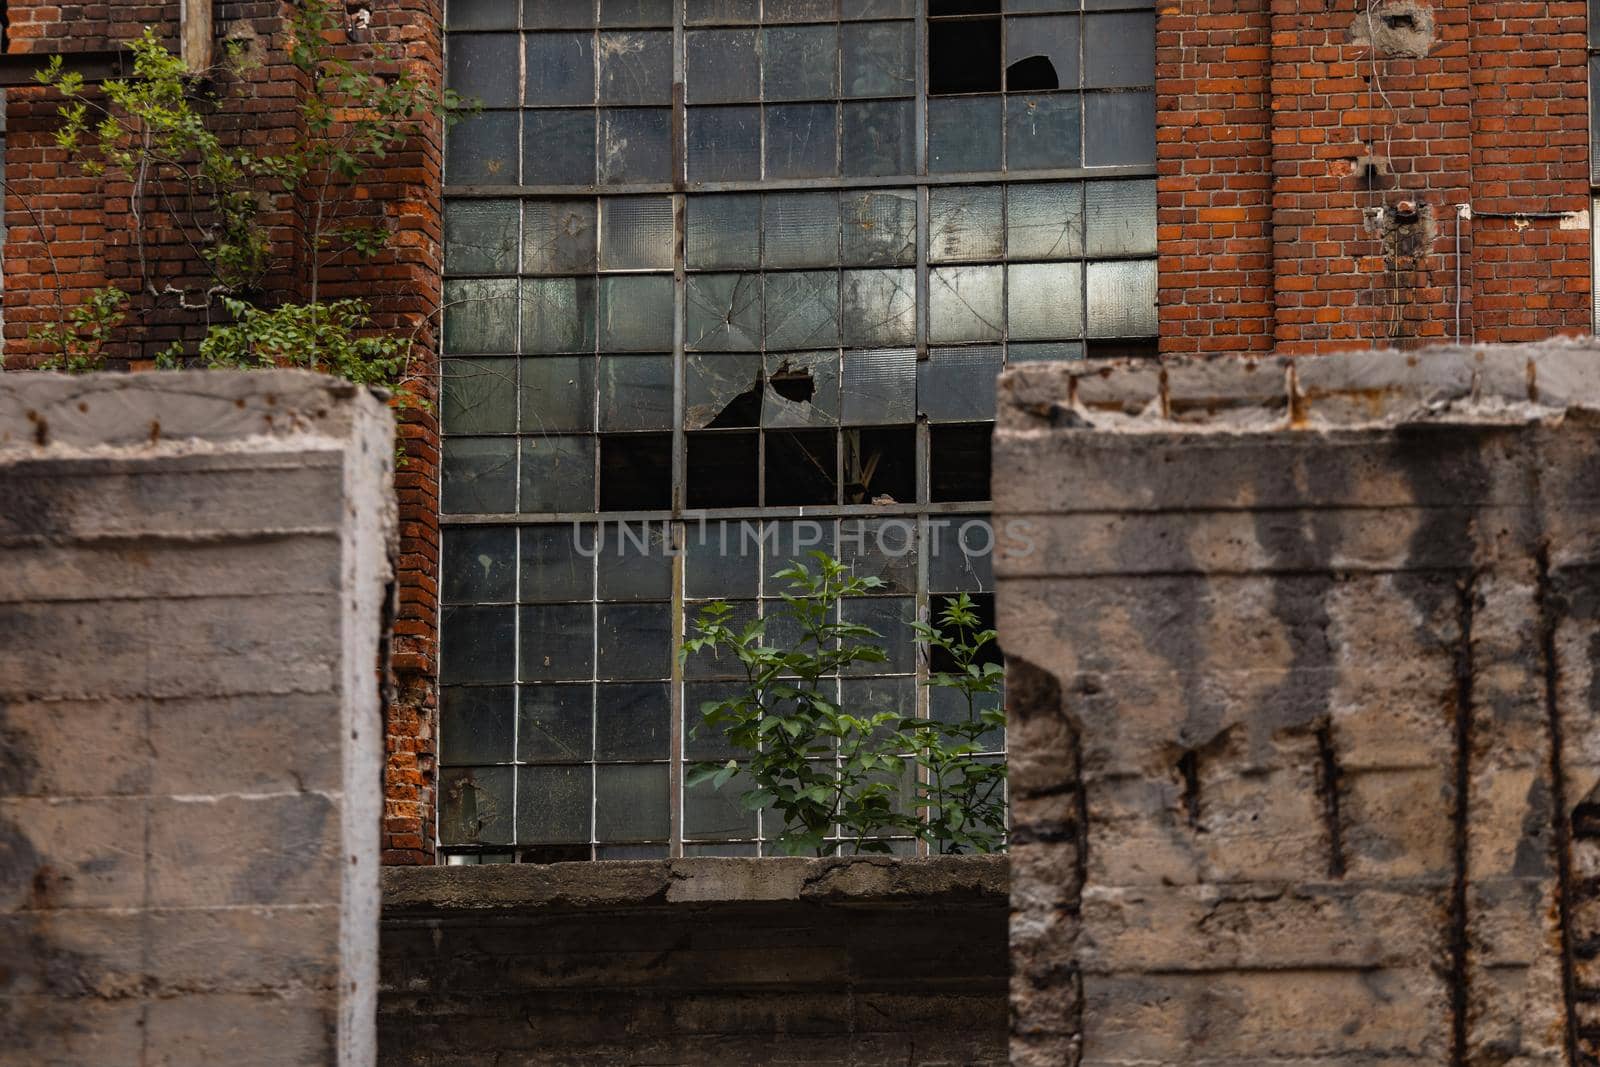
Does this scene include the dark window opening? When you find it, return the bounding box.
[766,430,837,506]
[930,0,999,14]
[1085,338,1160,360]
[1006,55,1059,92]
[929,18,1001,95]
[844,427,916,505]
[704,375,763,428]
[768,360,816,405]
[688,431,759,508]
[929,423,991,502]
[600,433,673,510]
[520,845,591,864]
[927,593,1002,673]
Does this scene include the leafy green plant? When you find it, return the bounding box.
[32,287,129,373]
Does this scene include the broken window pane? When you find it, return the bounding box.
[599,196,674,271]
[687,106,763,182]
[599,355,674,431]
[448,110,521,184]
[597,604,673,679]
[595,764,670,841]
[763,192,841,269]
[450,33,520,108]
[841,596,915,673]
[928,95,1004,174]
[599,433,673,510]
[440,766,515,845]
[685,522,760,598]
[928,515,994,592]
[919,345,1004,421]
[445,199,519,275]
[1006,94,1081,171]
[440,686,515,764]
[599,275,674,351]
[686,194,762,270]
[448,0,516,30]
[841,346,915,425]
[523,199,598,275]
[687,28,761,104]
[930,423,993,502]
[840,518,917,593]
[1006,182,1084,260]
[595,682,671,758]
[841,20,915,98]
[440,604,516,683]
[443,357,518,434]
[598,30,672,105]
[687,431,760,507]
[596,521,673,599]
[1084,12,1156,87]
[1084,179,1158,256]
[841,99,914,177]
[598,108,672,183]
[522,110,596,186]
[844,424,915,507]
[520,435,597,511]
[840,269,915,347]
[1086,259,1158,337]
[929,266,1004,343]
[766,104,841,180]
[520,602,596,681]
[930,185,1005,262]
[763,350,841,427]
[520,524,592,602]
[764,271,841,350]
[929,16,1000,95]
[1005,15,1078,92]
[841,189,916,266]
[521,277,596,353]
[1084,91,1155,166]
[766,430,838,505]
[444,526,517,603]
[520,356,595,433]
[518,684,593,761]
[445,277,518,354]
[763,24,839,102]
[600,0,674,25]
[687,273,763,351]
[516,765,591,843]
[1008,262,1084,339]
[525,32,596,107]
[443,437,517,513]
[687,353,762,429]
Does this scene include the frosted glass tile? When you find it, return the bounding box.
[445,200,519,275]
[443,357,518,434]
[523,199,598,275]
[929,265,1004,344]
[687,194,762,269]
[598,275,674,351]
[929,185,1004,263]
[841,347,915,424]
[599,196,674,271]
[1006,182,1083,260]
[520,356,595,433]
[1007,262,1083,339]
[521,277,597,353]
[763,192,841,269]
[841,268,915,347]
[1086,259,1157,338]
[686,273,762,351]
[841,189,916,266]
[1085,179,1158,256]
[526,32,596,106]
[764,271,840,350]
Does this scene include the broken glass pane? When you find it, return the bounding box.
[841,189,916,266]
[520,356,595,433]
[443,357,518,434]
[440,766,515,845]
[686,194,762,269]
[686,28,761,104]
[521,277,596,353]
[516,765,591,843]
[687,106,762,182]
[522,199,598,275]
[449,33,520,108]
[448,0,516,30]
[1086,259,1158,338]
[918,344,1004,420]
[443,526,516,603]
[929,16,1001,94]
[440,686,515,764]
[600,0,673,24]
[1084,91,1155,166]
[598,275,674,351]
[597,603,673,679]
[840,596,915,673]
[763,349,840,427]
[687,431,760,507]
[763,192,841,269]
[599,355,674,431]
[595,764,670,841]
[929,265,1005,343]
[525,32,596,107]
[445,199,519,275]
[844,427,916,503]
[1006,182,1083,260]
[686,274,768,354]
[840,269,915,347]
[928,95,1004,175]
[765,104,840,180]
[928,515,995,592]
[1005,15,1078,92]
[598,108,672,184]
[439,604,516,683]
[522,110,597,186]
[448,110,520,184]
[841,20,915,98]
[686,353,762,429]
[1084,11,1156,87]
[1006,94,1081,171]
[764,271,840,350]
[523,0,595,27]
[442,437,517,513]
[685,0,759,24]
[763,24,839,102]
[445,278,517,353]
[929,185,1004,263]
[521,523,592,602]
[519,435,597,511]
[596,520,672,599]
[841,347,915,424]
[1085,179,1158,256]
[599,196,674,271]
[685,522,760,598]
[520,602,596,680]
[595,682,671,758]
[598,30,672,105]
[600,434,674,510]
[930,423,993,502]
[766,431,838,506]
[518,684,593,761]
[1007,261,1084,339]
[842,99,914,177]
[685,771,757,837]
[1007,340,1084,361]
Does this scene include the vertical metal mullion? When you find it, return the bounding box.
[914,511,931,858]
[914,0,929,361]
[669,0,688,856]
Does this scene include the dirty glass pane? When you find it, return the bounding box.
[597,603,673,680]
[1086,259,1158,338]
[839,517,917,593]
[840,596,915,673]
[841,347,915,424]
[767,0,836,20]
[687,28,761,104]
[686,273,763,350]
[1084,91,1155,166]
[520,356,595,433]
[763,192,841,269]
[685,0,759,25]
[685,524,760,600]
[524,0,596,27]
[596,521,673,599]
[599,196,674,271]
[1007,261,1084,339]
[442,437,518,512]
[448,0,516,29]
[599,275,674,351]
[929,185,1005,263]
[520,602,596,680]
[518,684,593,761]
[764,350,841,427]
[684,773,757,837]
[449,33,520,108]
[443,358,518,434]
[766,104,840,180]
[440,686,515,764]
[929,266,1005,344]
[1007,182,1083,260]
[520,523,592,602]
[516,765,591,843]
[522,199,598,274]
[919,345,1004,421]
[439,604,516,683]
[841,189,916,266]
[525,32,596,107]
[840,269,915,347]
[445,278,518,353]
[764,271,840,350]
[598,30,672,105]
[440,766,515,845]
[841,20,915,98]
[764,520,838,594]
[685,680,746,760]
[448,110,520,184]
[599,355,674,431]
[931,684,1003,749]
[842,676,915,721]
[1084,12,1156,87]
[598,108,672,184]
[519,435,597,511]
[601,0,673,24]
[595,682,671,758]
[684,600,759,678]
[687,106,763,182]
[763,24,839,102]
[523,110,598,186]
[444,527,517,603]
[1005,15,1079,91]
[686,194,761,269]
[521,277,596,353]
[928,95,1004,175]
[1006,94,1081,171]
[929,515,995,591]
[1007,340,1084,361]
[842,99,915,177]
[595,764,670,841]
[686,353,762,428]
[1085,179,1158,256]
[842,0,914,15]
[445,200,519,275]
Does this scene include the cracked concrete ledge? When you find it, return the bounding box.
[1000,338,1600,434]
[382,856,1009,916]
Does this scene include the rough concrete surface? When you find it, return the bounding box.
[0,371,395,1066]
[995,341,1600,1067]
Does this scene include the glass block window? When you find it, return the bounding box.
[441,0,1156,860]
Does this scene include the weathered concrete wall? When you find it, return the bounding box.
[995,341,1600,1066]
[380,857,1008,1066]
[0,371,395,1066]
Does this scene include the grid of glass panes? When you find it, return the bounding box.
[439,0,1156,860]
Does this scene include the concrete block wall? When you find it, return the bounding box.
[995,341,1600,1065]
[0,371,395,1066]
